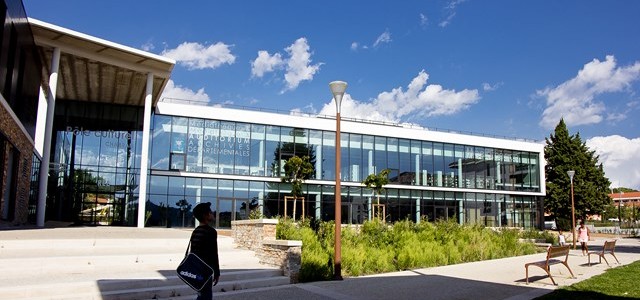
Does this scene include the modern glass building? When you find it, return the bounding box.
[5,8,546,229]
[132,101,544,229]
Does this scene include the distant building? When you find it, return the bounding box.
[1,0,547,229]
[609,191,640,221]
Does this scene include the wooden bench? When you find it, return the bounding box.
[588,240,619,266]
[525,245,575,285]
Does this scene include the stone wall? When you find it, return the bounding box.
[231,219,277,251]
[257,240,302,283]
[231,219,301,283]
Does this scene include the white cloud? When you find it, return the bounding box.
[586,135,640,190]
[141,41,154,52]
[251,50,284,78]
[282,38,322,92]
[606,112,626,122]
[373,29,392,48]
[351,42,359,51]
[160,80,210,104]
[538,55,640,129]
[251,38,322,93]
[162,42,236,70]
[420,13,429,28]
[317,69,480,122]
[482,82,503,91]
[439,0,466,28]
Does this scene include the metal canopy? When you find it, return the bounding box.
[28,18,175,107]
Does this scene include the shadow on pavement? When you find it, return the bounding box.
[273,273,551,300]
[533,290,630,300]
[95,268,284,299]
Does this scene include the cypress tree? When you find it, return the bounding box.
[544,119,612,228]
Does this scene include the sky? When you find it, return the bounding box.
[24,0,640,190]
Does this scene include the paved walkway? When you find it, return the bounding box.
[1,225,637,300]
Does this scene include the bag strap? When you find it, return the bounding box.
[185,241,191,256]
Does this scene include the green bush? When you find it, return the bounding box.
[276,218,540,282]
[519,229,556,244]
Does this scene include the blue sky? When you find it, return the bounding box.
[24,0,640,189]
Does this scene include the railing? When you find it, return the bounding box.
[160,97,540,143]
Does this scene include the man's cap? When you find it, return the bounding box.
[193,202,212,221]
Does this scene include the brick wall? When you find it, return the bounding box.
[0,102,35,225]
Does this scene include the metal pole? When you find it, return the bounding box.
[330,81,346,280]
[334,111,342,280]
[570,179,576,249]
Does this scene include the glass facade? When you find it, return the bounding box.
[44,101,542,229]
[48,101,144,226]
[144,113,542,229]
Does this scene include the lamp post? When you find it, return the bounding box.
[567,170,576,249]
[329,80,347,280]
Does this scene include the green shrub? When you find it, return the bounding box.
[277,218,541,282]
[519,229,556,244]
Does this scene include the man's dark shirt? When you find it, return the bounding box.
[190,225,220,277]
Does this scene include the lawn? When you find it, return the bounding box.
[535,260,640,299]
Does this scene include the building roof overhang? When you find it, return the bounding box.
[28,18,175,107]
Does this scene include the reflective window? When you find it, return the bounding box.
[186,118,204,172]
[348,134,363,182]
[374,136,387,175]
[432,143,444,187]
[265,126,280,177]
[322,131,336,180]
[362,135,375,176]
[398,139,411,185]
[421,142,433,187]
[250,124,266,176]
[202,120,220,173]
[234,123,251,175]
[309,129,323,180]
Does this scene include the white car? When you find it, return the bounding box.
[544,220,557,230]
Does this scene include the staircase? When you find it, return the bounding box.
[0,227,290,299]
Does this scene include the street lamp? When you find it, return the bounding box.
[567,170,576,249]
[329,80,347,280]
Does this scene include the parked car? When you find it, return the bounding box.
[544,219,557,230]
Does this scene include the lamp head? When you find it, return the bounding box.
[329,81,347,113]
[567,170,575,181]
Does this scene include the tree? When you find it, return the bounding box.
[362,169,390,220]
[281,155,314,219]
[544,119,612,226]
[612,187,638,193]
[176,199,191,227]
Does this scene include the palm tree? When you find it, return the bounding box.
[176,199,191,227]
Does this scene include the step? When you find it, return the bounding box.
[1,269,287,299]
[0,253,185,278]
[0,229,292,299]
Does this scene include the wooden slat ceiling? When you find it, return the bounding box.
[29,18,175,107]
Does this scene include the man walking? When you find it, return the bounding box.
[191,202,221,300]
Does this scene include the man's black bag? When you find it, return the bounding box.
[176,242,213,291]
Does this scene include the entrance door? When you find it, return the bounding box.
[78,192,124,225]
